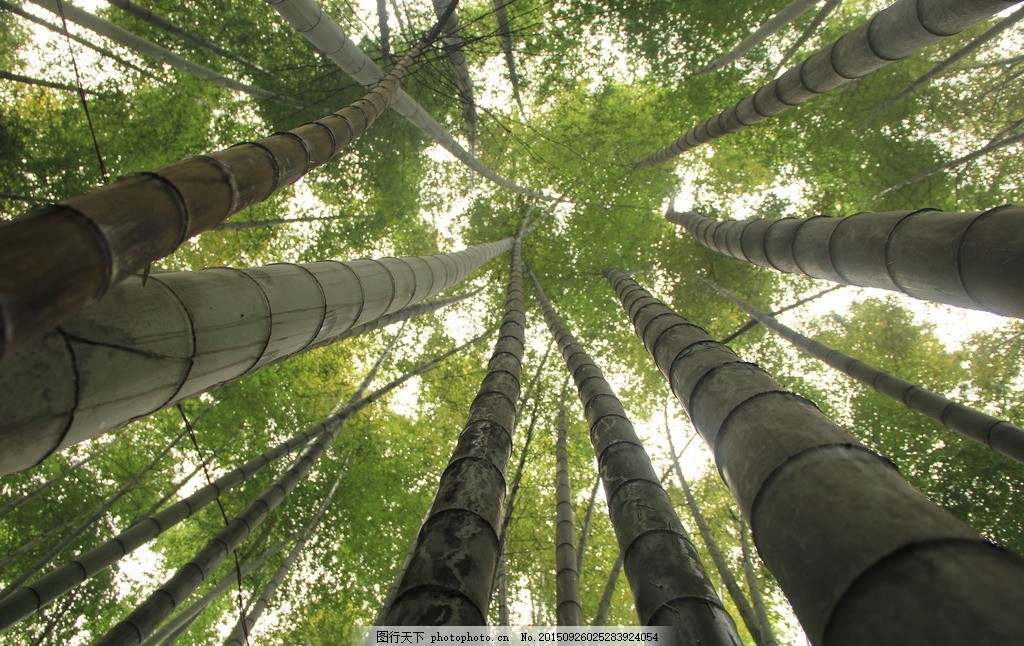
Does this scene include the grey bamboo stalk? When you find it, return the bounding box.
[873,131,1024,199]
[575,473,601,574]
[701,276,1024,464]
[0,70,99,95]
[765,0,842,80]
[26,0,290,105]
[0,426,190,600]
[496,552,510,625]
[554,383,582,626]
[877,5,1024,112]
[0,0,156,80]
[663,412,763,645]
[0,34,436,359]
[590,552,623,627]
[529,271,740,643]
[720,285,843,344]
[212,213,354,231]
[0,238,511,474]
[491,0,524,111]
[143,541,288,646]
[739,520,777,646]
[695,0,820,74]
[383,235,526,624]
[668,209,1024,319]
[604,269,1024,644]
[269,0,553,201]
[222,473,344,645]
[95,333,406,646]
[430,0,478,154]
[377,0,392,61]
[0,440,116,521]
[634,0,1019,166]
[0,428,311,632]
[104,0,271,76]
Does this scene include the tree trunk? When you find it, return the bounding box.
[383,234,525,624]
[739,520,778,646]
[765,0,842,80]
[104,0,271,76]
[878,5,1024,112]
[634,0,1017,166]
[701,277,1024,464]
[0,426,189,600]
[222,473,344,645]
[0,70,99,95]
[554,384,582,626]
[0,332,479,632]
[664,414,763,645]
[530,271,740,644]
[94,328,413,645]
[430,0,478,154]
[590,553,623,627]
[575,473,601,575]
[26,0,290,105]
[873,130,1024,199]
[604,269,1024,645]
[0,238,511,474]
[143,541,287,646]
[491,0,524,111]
[720,285,842,344]
[696,0,821,75]
[0,0,156,80]
[269,0,552,201]
[0,37,432,359]
[668,209,1024,319]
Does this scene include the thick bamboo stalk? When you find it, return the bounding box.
[0,239,511,474]
[269,0,552,201]
[26,0,289,104]
[0,38,429,359]
[668,209,1024,319]
[529,271,740,643]
[554,386,582,626]
[664,416,763,645]
[383,236,526,624]
[702,277,1024,464]
[695,0,820,74]
[104,0,271,75]
[634,0,1019,166]
[605,269,1024,644]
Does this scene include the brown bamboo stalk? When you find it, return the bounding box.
[0,35,429,359]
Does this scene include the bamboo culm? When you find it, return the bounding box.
[605,269,1024,644]
[0,35,431,359]
[554,384,582,626]
[669,209,1024,319]
[530,271,740,643]
[634,0,1018,165]
[383,236,526,624]
[0,239,511,474]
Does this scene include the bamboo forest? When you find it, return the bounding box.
[2,0,1024,643]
